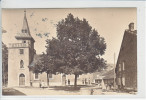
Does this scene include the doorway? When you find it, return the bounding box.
[19,74,25,86]
[62,74,66,86]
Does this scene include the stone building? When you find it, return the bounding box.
[7,11,94,87]
[29,54,94,87]
[115,23,137,91]
[8,10,35,87]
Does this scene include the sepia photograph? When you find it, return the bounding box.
[2,8,137,95]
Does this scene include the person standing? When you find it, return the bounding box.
[85,78,87,85]
[41,80,45,89]
[68,79,70,85]
[82,78,84,85]
[30,80,32,87]
[90,89,94,95]
[39,80,41,88]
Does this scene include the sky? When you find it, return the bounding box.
[2,8,137,64]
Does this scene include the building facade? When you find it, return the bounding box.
[8,11,35,87]
[115,23,137,91]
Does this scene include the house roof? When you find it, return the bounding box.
[115,27,137,73]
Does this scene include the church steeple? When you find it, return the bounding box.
[21,10,30,35]
[15,10,35,42]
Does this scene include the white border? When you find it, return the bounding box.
[0,0,146,99]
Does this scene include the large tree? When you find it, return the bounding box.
[46,13,107,87]
[2,42,8,86]
[32,53,55,86]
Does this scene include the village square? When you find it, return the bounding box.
[2,8,137,95]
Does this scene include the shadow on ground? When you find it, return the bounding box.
[2,88,26,96]
[49,85,93,92]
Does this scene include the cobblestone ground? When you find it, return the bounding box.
[7,87,134,95]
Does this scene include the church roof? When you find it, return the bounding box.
[15,10,35,42]
[29,54,42,68]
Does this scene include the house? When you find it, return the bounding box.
[115,23,137,91]
[93,64,115,89]
[102,69,115,89]
[7,10,95,87]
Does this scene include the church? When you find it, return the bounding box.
[7,11,94,87]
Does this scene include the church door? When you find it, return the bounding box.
[19,74,25,86]
[62,74,66,86]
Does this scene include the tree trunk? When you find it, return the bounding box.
[74,74,78,87]
[47,72,49,86]
[3,62,5,86]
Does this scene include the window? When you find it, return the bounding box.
[20,60,24,68]
[122,77,125,86]
[49,73,52,78]
[34,73,39,80]
[25,30,27,33]
[22,29,27,33]
[119,64,121,71]
[22,30,25,33]
[122,62,125,70]
[20,49,24,54]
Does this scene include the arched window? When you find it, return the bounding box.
[20,73,25,77]
[20,60,24,68]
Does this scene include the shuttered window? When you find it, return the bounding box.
[119,64,121,71]
[122,62,125,70]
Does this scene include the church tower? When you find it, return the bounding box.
[8,10,35,87]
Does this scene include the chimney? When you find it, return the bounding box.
[129,22,134,31]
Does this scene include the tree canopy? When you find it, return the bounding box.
[32,53,55,86]
[45,13,107,86]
